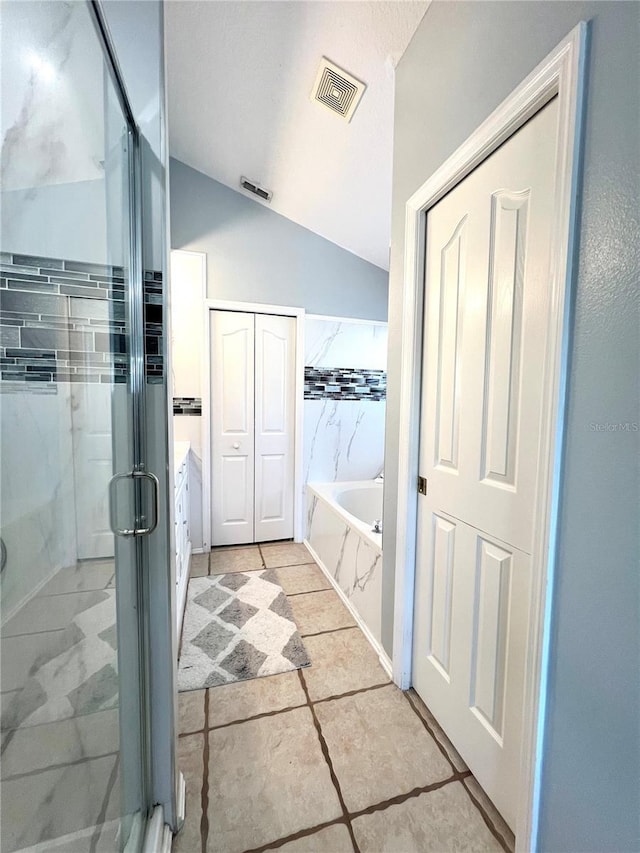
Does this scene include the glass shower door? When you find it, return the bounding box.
[0,2,153,849]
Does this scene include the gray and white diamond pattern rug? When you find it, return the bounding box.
[177,570,311,692]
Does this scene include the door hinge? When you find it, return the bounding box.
[417,475,427,496]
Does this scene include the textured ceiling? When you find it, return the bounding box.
[165,1,429,270]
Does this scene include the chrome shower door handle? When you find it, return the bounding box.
[109,469,160,537]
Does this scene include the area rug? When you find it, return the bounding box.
[177,570,311,692]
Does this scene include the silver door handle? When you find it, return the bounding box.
[109,470,160,537]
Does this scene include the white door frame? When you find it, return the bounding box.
[202,299,305,548]
[391,23,587,851]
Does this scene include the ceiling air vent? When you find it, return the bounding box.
[311,57,366,122]
[240,176,273,202]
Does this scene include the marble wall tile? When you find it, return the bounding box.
[305,319,387,369]
[0,388,78,620]
[304,398,385,485]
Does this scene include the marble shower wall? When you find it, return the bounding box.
[303,318,387,490]
[0,250,165,620]
[0,389,78,621]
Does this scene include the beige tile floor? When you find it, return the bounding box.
[175,542,515,853]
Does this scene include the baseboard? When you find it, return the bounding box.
[303,538,393,680]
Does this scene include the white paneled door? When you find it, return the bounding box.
[211,311,255,545]
[412,98,559,829]
[211,310,296,545]
[254,314,296,541]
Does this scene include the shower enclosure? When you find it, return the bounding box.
[0,2,175,850]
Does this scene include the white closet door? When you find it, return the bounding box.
[254,314,296,542]
[211,311,255,545]
[413,98,559,829]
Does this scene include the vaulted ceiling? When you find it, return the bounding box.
[165,1,429,270]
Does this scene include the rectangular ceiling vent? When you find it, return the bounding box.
[311,57,366,122]
[240,176,273,202]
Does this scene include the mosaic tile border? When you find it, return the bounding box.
[173,397,202,416]
[304,367,386,401]
[0,252,163,388]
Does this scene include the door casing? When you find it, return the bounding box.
[202,299,305,548]
[391,23,588,851]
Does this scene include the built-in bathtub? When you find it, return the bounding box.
[305,481,389,669]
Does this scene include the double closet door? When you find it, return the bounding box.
[211,310,296,545]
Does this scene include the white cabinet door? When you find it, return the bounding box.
[211,311,255,545]
[413,98,559,829]
[254,314,296,541]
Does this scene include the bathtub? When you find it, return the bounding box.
[305,481,385,651]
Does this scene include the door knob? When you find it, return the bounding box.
[233,442,240,449]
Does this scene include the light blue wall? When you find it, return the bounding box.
[169,158,389,321]
[385,3,639,851]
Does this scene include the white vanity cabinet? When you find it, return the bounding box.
[174,442,192,635]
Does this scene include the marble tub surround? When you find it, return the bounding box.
[174,547,514,853]
[306,482,383,647]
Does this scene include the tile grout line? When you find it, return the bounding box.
[404,690,512,853]
[348,772,470,820]
[182,680,392,738]
[314,681,390,706]
[297,668,362,853]
[203,701,307,733]
[240,817,350,853]
[403,689,458,774]
[300,624,357,639]
[200,689,210,853]
[285,586,334,597]
[461,778,514,853]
